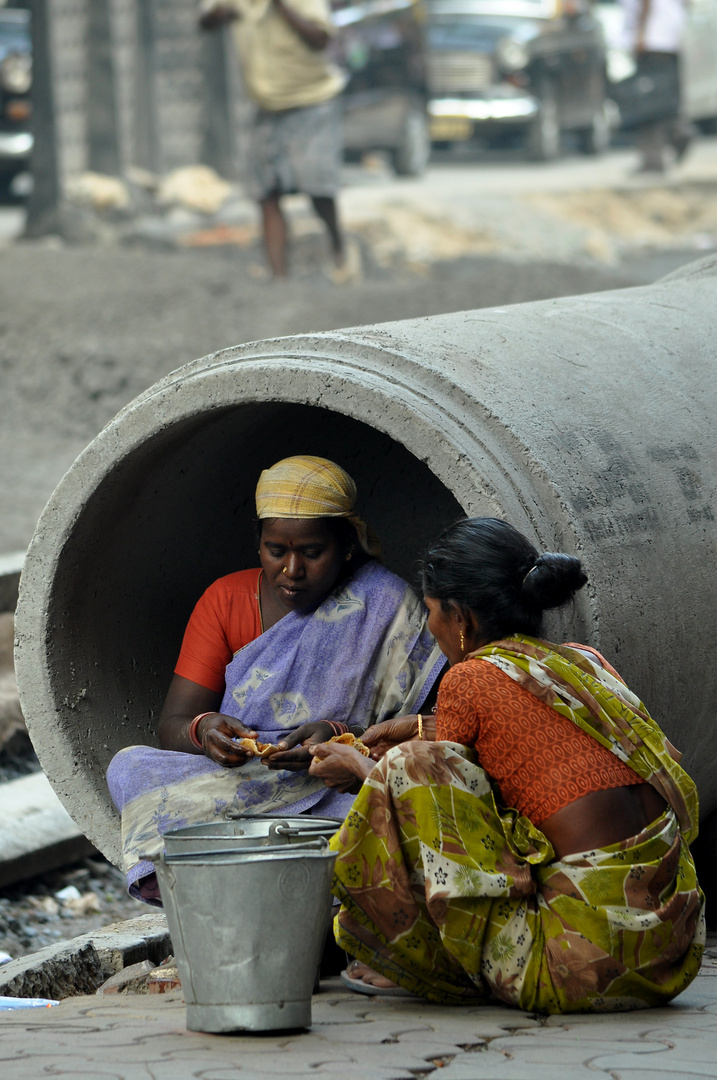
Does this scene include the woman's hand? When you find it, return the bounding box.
[264,721,335,771]
[308,742,374,792]
[362,714,436,760]
[199,713,261,768]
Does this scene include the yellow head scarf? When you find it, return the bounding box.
[255,455,382,558]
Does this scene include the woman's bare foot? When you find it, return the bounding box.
[137,872,162,903]
[343,959,399,990]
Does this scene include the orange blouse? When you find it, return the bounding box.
[435,657,642,825]
[174,568,263,693]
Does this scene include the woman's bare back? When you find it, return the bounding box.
[540,782,668,857]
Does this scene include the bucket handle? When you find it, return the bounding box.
[161,838,330,861]
[268,821,338,839]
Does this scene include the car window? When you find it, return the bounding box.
[332,0,416,28]
[426,1,555,17]
[427,20,506,47]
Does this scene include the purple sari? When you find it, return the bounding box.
[107,561,444,899]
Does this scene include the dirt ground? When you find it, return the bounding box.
[1,177,711,553]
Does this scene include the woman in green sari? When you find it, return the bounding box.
[310,518,704,1014]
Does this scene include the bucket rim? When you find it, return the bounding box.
[159,840,337,865]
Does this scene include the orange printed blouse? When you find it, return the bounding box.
[435,656,643,825]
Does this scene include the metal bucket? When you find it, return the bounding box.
[162,814,340,857]
[156,839,337,1033]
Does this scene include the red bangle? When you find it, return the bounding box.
[326,721,349,736]
[188,712,214,750]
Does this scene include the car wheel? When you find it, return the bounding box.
[696,116,717,136]
[391,104,431,177]
[578,100,611,155]
[526,84,560,161]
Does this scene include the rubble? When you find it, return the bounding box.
[155,165,234,215]
[0,612,25,757]
[0,854,149,962]
[0,912,170,999]
[65,172,131,212]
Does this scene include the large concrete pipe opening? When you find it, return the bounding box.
[15,257,716,873]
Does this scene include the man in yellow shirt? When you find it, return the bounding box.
[200,0,354,279]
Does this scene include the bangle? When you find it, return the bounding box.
[326,721,349,736]
[188,712,214,750]
[417,714,423,741]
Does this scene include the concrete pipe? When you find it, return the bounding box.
[15,256,716,869]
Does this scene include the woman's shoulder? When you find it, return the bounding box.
[201,567,262,604]
[441,657,503,691]
[350,560,415,599]
[561,641,625,683]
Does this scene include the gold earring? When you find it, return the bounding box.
[282,566,288,574]
[459,630,465,653]
[345,552,352,561]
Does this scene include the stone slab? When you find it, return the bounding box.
[0,771,96,888]
[0,552,23,613]
[0,939,104,999]
[0,912,170,998]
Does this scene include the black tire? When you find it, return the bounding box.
[696,116,717,136]
[391,104,431,177]
[578,100,611,155]
[526,83,560,161]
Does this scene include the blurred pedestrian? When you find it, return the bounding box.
[199,0,359,281]
[618,0,694,172]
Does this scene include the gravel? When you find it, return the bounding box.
[0,850,146,964]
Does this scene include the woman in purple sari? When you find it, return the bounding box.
[107,455,445,903]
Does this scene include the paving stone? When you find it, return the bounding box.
[589,1056,716,1078]
[422,1015,534,1040]
[459,1006,544,1029]
[485,1035,670,1065]
[641,1019,717,1035]
[3,1069,135,1080]
[311,1065,416,1079]
[314,1019,434,1044]
[435,1057,595,1080]
[543,1006,696,1029]
[624,1036,717,1062]
[665,983,717,1008]
[389,1038,473,1061]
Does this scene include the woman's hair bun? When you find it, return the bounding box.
[420,518,588,641]
[520,553,587,611]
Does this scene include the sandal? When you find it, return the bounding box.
[340,961,417,998]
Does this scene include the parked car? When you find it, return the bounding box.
[425,0,611,159]
[595,0,717,133]
[0,5,31,195]
[332,0,431,175]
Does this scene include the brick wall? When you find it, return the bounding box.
[44,0,243,184]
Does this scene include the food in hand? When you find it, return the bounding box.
[233,736,281,759]
[326,732,371,756]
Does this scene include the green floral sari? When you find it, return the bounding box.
[330,637,705,1013]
